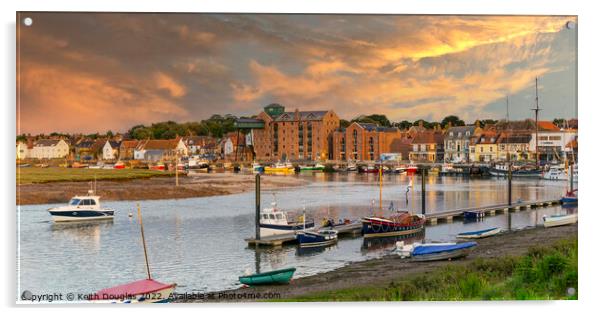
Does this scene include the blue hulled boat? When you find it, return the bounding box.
[399,242,477,261]
[560,190,578,205]
[296,229,338,248]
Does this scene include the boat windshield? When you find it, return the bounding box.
[69,198,81,206]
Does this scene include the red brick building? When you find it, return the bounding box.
[332,122,402,161]
[252,104,340,161]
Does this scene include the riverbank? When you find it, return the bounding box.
[16,172,309,205]
[176,224,577,302]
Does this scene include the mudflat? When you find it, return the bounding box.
[17,172,309,205]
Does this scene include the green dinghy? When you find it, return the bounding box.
[238,267,296,286]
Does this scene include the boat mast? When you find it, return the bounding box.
[506,96,510,162]
[137,203,152,280]
[379,164,383,212]
[531,77,542,167]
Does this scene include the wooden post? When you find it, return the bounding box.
[507,162,512,206]
[175,151,179,187]
[255,174,261,240]
[569,165,574,192]
[421,168,426,215]
[379,165,383,211]
[137,203,152,280]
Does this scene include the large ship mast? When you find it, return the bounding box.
[531,77,542,167]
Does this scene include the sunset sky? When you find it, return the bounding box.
[17,13,577,134]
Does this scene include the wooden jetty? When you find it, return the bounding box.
[424,199,561,225]
[246,222,362,247]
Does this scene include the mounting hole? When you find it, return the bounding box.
[23,17,33,26]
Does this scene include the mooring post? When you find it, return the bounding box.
[507,162,512,206]
[570,165,574,192]
[255,173,261,240]
[421,168,426,215]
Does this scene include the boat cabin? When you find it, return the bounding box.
[260,204,290,225]
[68,196,102,209]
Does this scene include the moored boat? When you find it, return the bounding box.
[296,229,338,248]
[48,193,115,222]
[299,163,325,171]
[405,164,418,175]
[264,161,294,173]
[92,279,176,303]
[91,204,175,303]
[362,212,425,238]
[252,162,264,173]
[543,164,578,182]
[259,202,314,238]
[359,164,378,173]
[488,163,540,178]
[543,214,577,228]
[560,189,578,205]
[114,161,126,169]
[463,210,485,220]
[457,227,501,239]
[398,241,477,261]
[239,267,296,286]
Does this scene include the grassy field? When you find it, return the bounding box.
[16,167,174,184]
[280,237,578,301]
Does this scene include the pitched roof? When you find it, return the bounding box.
[496,133,532,144]
[138,139,182,151]
[476,131,500,145]
[274,110,329,122]
[537,121,561,131]
[34,139,63,147]
[445,126,476,140]
[411,131,443,144]
[120,140,140,149]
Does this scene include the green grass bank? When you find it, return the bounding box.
[280,237,578,301]
[16,167,174,184]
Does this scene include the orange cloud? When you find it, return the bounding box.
[154,71,187,98]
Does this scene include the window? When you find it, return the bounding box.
[275,214,283,220]
[269,214,276,220]
[89,199,96,205]
[262,214,269,220]
[69,199,81,206]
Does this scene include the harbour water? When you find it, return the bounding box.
[17,173,577,296]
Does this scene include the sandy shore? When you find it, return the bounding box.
[176,224,578,302]
[16,173,309,205]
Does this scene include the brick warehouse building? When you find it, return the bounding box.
[252,104,340,161]
[332,122,401,161]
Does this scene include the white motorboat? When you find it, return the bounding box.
[543,164,578,182]
[48,191,115,222]
[543,214,577,228]
[259,202,314,238]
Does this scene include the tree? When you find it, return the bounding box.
[106,130,114,138]
[340,119,351,128]
[553,118,567,128]
[441,115,465,127]
[394,120,413,130]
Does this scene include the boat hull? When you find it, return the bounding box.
[560,197,578,205]
[489,168,540,178]
[93,280,176,303]
[410,242,477,262]
[296,231,337,248]
[361,218,425,238]
[239,267,296,286]
[543,214,577,228]
[49,209,114,222]
[259,222,315,238]
[457,227,501,239]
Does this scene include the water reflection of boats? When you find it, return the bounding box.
[296,243,337,257]
[361,231,424,254]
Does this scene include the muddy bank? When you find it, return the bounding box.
[177,224,578,302]
[16,173,309,205]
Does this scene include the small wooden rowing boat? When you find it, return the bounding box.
[457,227,501,239]
[93,279,176,303]
[239,267,296,286]
[398,242,477,261]
[543,214,577,228]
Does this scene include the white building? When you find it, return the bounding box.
[529,129,577,163]
[28,139,70,159]
[134,138,188,162]
[102,140,121,160]
[16,142,30,159]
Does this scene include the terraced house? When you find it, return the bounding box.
[409,130,444,162]
[443,125,481,163]
[332,122,401,161]
[252,104,340,161]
